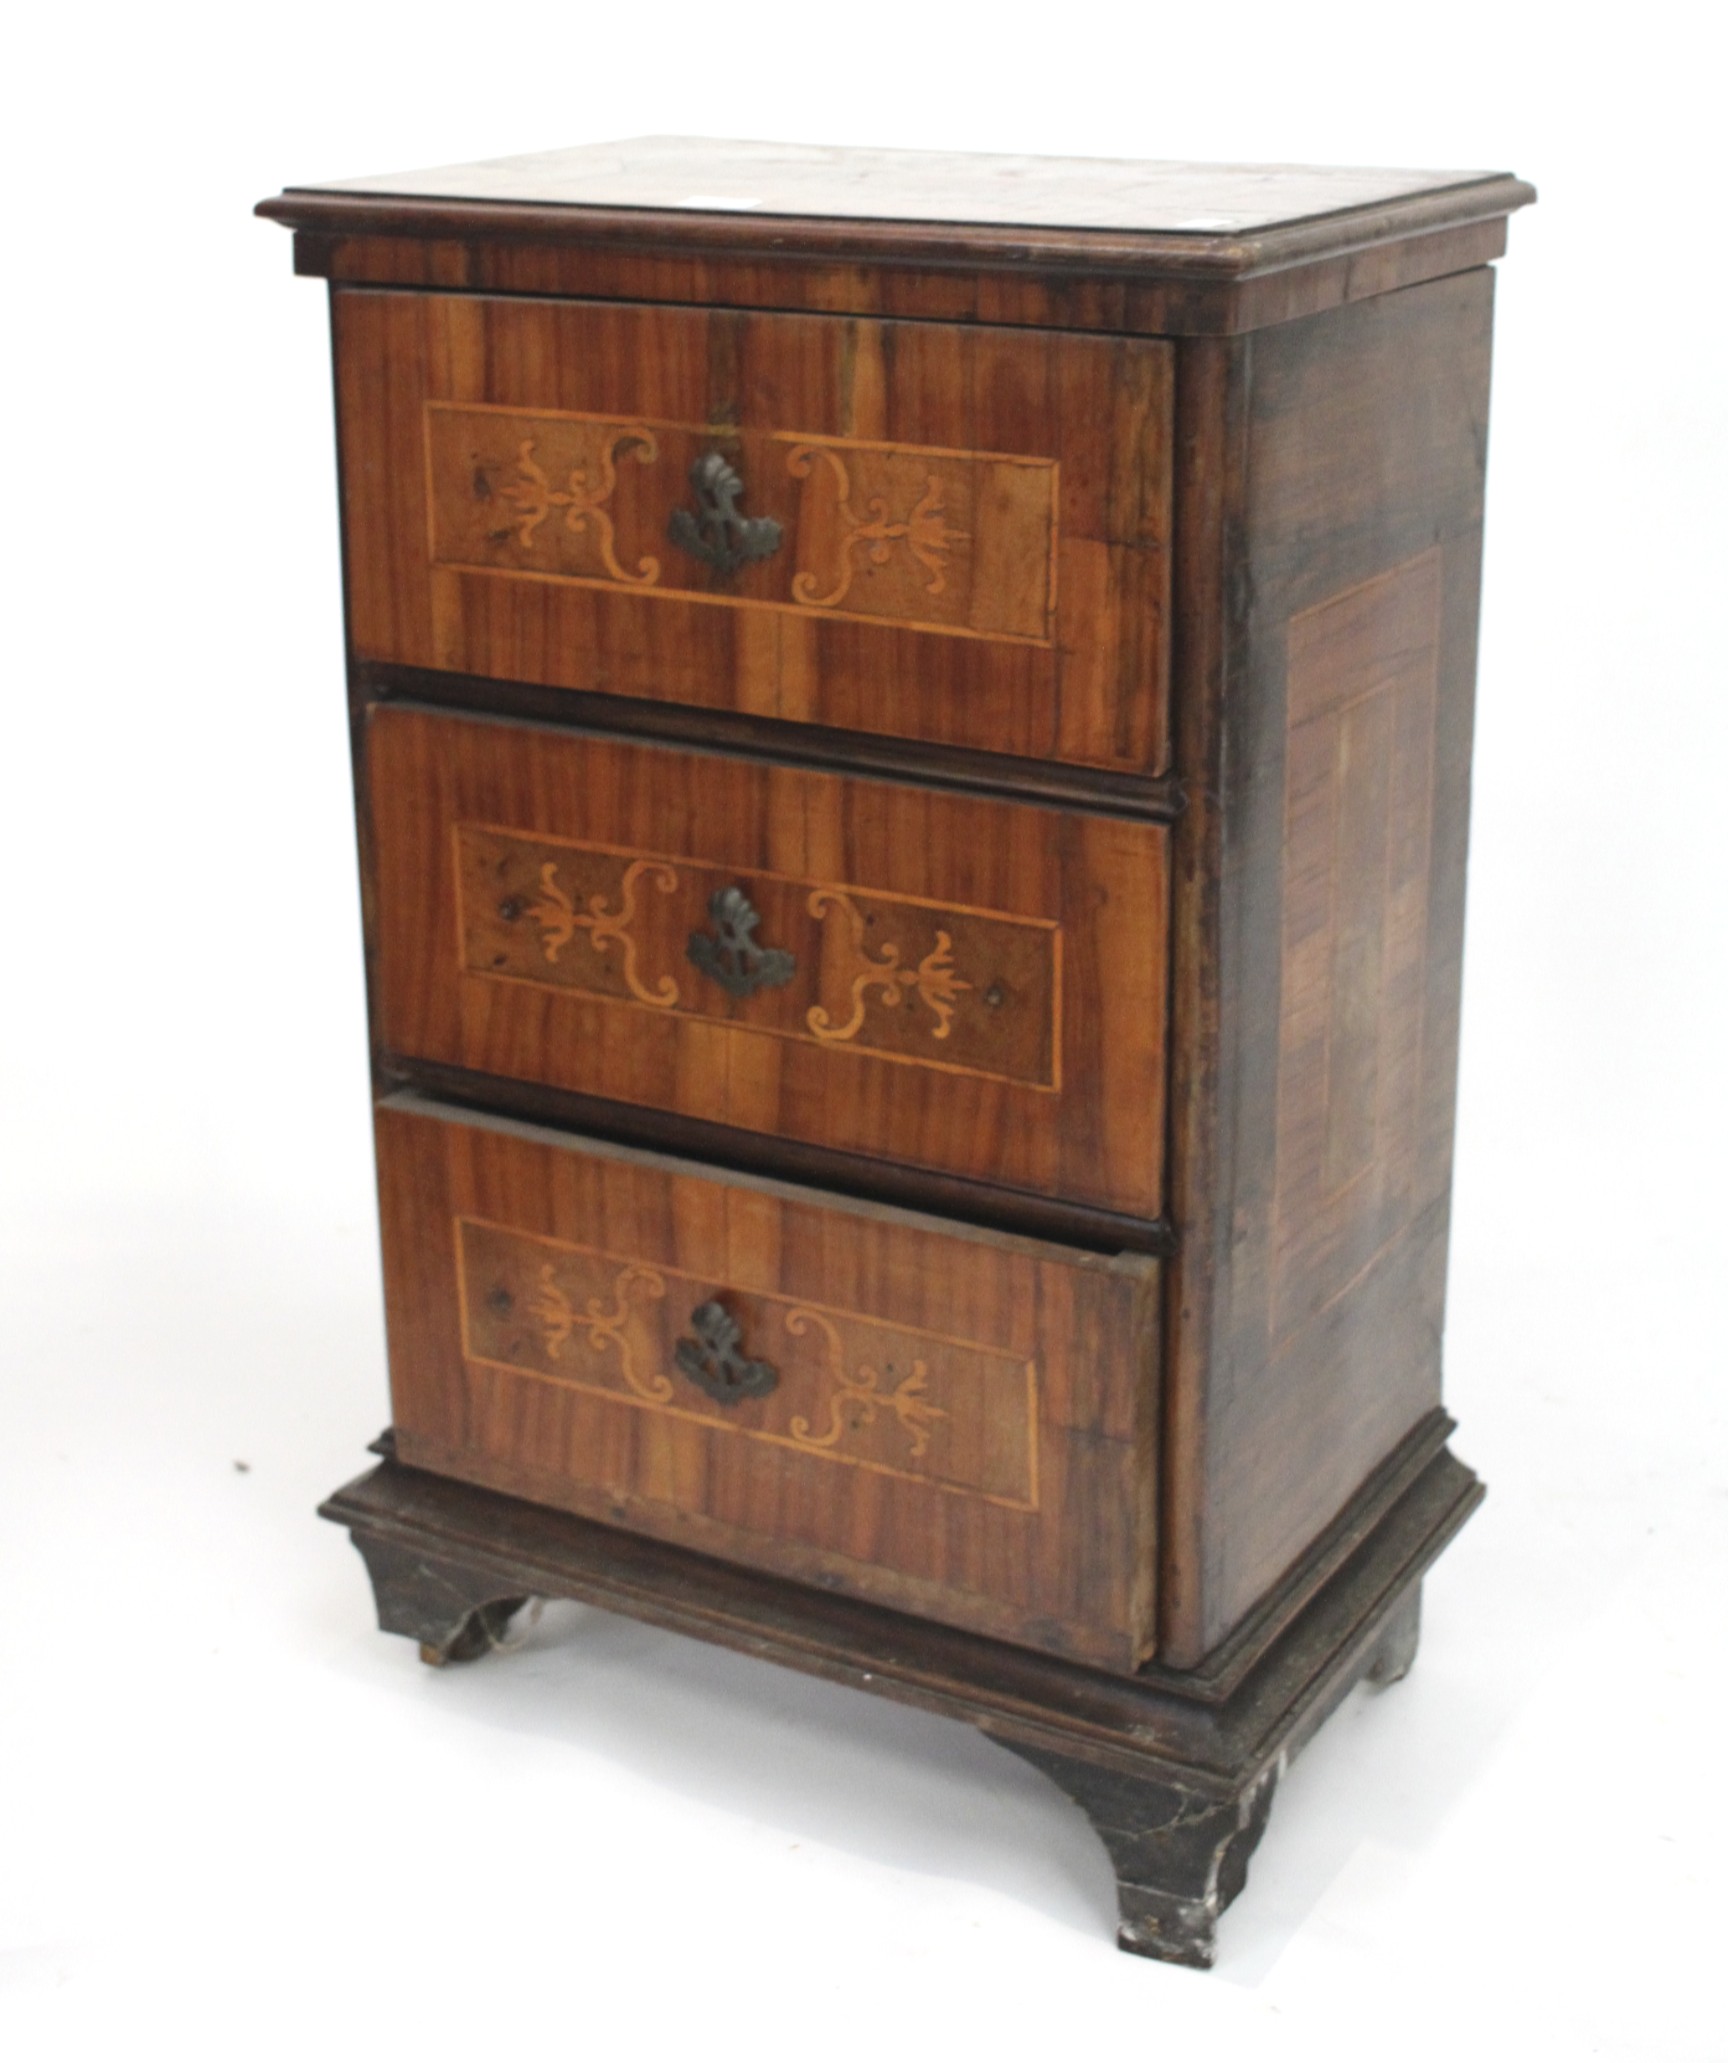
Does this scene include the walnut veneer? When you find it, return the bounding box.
[260,136,1531,1966]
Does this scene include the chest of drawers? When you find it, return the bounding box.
[260,137,1532,1966]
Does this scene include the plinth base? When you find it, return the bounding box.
[321,1439,1479,1967]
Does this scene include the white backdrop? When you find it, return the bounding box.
[3,4,1724,2058]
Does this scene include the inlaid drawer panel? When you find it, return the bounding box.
[336,290,1173,773]
[377,1098,1160,1669]
[368,704,1169,1219]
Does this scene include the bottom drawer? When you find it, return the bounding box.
[376,1096,1161,1671]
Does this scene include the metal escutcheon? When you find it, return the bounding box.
[668,452,783,575]
[687,884,796,999]
[674,1301,779,1405]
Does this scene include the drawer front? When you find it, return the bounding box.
[378,1100,1159,1670]
[337,290,1172,773]
[368,705,1169,1219]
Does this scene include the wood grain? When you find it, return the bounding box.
[335,290,1173,772]
[358,660,1183,823]
[426,404,1058,644]
[1157,330,1249,1660]
[323,1432,1479,1803]
[1159,272,1495,1663]
[292,216,1520,342]
[259,145,1534,340]
[295,217,1519,341]
[292,138,1514,235]
[366,703,1169,1218]
[326,1434,1480,1961]
[377,1096,1161,1670]
[1273,552,1442,1333]
[387,1056,1176,1259]
[261,138,1527,1959]
[262,144,1521,1692]
[454,824,1061,1089]
[454,1215,1039,1507]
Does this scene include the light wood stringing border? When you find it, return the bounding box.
[452,1215,1041,1510]
[423,400,1062,649]
[450,821,1066,1093]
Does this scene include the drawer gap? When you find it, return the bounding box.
[380,1059,1173,1261]
[359,670,1184,825]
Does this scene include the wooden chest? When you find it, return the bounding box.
[260,137,1532,1965]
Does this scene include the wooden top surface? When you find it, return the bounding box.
[259,137,1533,335]
[291,135,1515,238]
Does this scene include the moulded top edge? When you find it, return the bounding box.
[259,135,1534,253]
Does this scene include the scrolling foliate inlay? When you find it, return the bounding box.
[456,1218,1037,1507]
[495,432,661,585]
[806,889,971,1044]
[425,404,1056,646]
[522,856,681,1007]
[523,1260,672,1403]
[456,826,1061,1089]
[783,1307,947,1459]
[786,443,968,609]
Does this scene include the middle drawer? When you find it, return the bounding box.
[367,704,1168,1220]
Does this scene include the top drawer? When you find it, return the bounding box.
[335,291,1173,774]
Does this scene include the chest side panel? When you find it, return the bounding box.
[1163,270,1494,1662]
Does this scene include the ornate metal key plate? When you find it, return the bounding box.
[668,452,783,575]
[687,885,797,999]
[674,1301,780,1405]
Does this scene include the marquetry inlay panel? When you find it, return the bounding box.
[455,1217,1040,1508]
[425,403,1058,646]
[1271,550,1443,1336]
[455,825,1062,1090]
